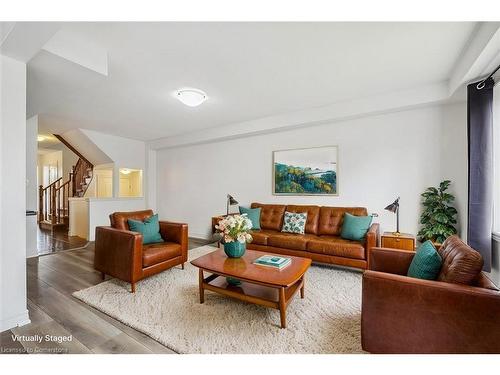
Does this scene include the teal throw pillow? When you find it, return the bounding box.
[239,206,261,230]
[407,240,442,280]
[340,213,372,241]
[128,214,164,245]
[282,211,308,234]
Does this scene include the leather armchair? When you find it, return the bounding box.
[94,210,188,292]
[362,244,500,353]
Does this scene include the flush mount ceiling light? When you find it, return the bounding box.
[175,88,207,107]
[37,135,46,142]
[120,169,132,175]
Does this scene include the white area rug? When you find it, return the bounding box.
[73,246,363,354]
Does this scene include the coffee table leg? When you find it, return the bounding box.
[279,287,286,329]
[199,269,205,304]
[300,275,305,299]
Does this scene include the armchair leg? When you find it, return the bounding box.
[101,272,105,280]
[181,263,185,270]
[131,282,136,293]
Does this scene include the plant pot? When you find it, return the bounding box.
[223,241,246,258]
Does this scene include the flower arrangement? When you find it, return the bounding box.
[215,214,253,244]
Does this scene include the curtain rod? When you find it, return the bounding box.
[476,63,500,89]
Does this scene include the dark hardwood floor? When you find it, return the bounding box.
[0,238,211,354]
[37,228,89,256]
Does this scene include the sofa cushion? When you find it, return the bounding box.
[437,235,483,285]
[250,229,278,246]
[341,213,373,241]
[407,240,443,280]
[239,206,261,230]
[281,211,308,234]
[110,209,154,230]
[128,214,164,245]
[285,205,320,234]
[307,236,365,259]
[318,207,368,236]
[267,233,311,251]
[251,203,286,231]
[142,242,182,267]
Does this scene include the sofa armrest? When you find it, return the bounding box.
[365,223,379,251]
[94,226,143,282]
[159,221,188,262]
[362,270,500,353]
[367,247,414,274]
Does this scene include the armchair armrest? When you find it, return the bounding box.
[362,270,500,353]
[159,221,188,262]
[365,223,379,252]
[367,246,415,274]
[94,226,143,283]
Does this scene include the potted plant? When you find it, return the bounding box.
[215,214,253,258]
[417,180,458,245]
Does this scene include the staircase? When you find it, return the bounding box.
[38,137,94,232]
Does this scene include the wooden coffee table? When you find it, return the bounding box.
[191,249,311,328]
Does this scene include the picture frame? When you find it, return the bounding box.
[272,146,339,196]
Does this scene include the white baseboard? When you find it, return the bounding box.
[189,232,211,241]
[0,309,30,333]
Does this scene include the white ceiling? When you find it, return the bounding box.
[27,22,477,141]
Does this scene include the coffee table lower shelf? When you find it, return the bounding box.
[198,269,305,329]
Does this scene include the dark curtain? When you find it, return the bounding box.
[467,77,494,271]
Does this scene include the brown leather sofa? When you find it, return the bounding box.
[362,235,500,353]
[94,210,188,292]
[246,203,379,269]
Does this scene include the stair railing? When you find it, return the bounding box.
[38,155,94,226]
[71,158,93,197]
[55,179,71,223]
[38,177,62,224]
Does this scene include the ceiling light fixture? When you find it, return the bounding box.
[37,135,46,142]
[120,169,132,175]
[175,88,207,107]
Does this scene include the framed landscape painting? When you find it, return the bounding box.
[273,146,338,195]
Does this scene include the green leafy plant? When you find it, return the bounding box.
[417,180,458,244]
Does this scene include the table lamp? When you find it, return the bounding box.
[226,194,238,215]
[384,197,400,235]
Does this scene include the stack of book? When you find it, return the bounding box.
[253,255,291,270]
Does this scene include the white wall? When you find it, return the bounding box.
[0,55,30,331]
[440,102,468,238]
[87,198,146,241]
[82,129,146,170]
[26,115,38,258]
[61,144,79,181]
[79,129,146,198]
[68,198,89,239]
[156,105,458,239]
[146,149,157,212]
[69,197,146,241]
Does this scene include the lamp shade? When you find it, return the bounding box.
[226,194,239,215]
[227,194,238,205]
[384,197,400,213]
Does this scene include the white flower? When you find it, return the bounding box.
[215,214,252,244]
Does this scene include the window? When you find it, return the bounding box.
[119,168,143,198]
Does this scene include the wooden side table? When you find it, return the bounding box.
[380,232,416,251]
